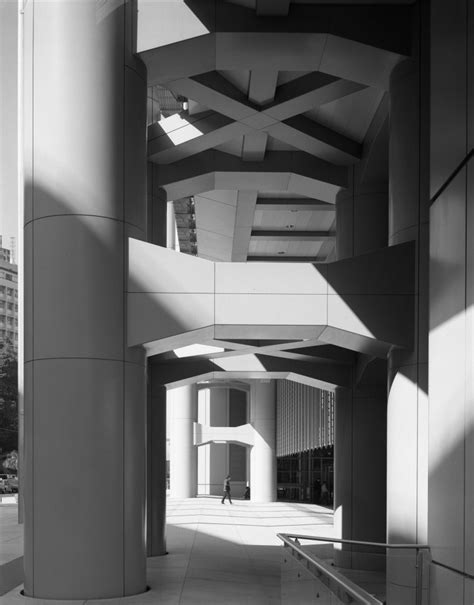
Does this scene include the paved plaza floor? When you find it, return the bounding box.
[0,497,335,604]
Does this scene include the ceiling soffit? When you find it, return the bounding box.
[140,3,408,262]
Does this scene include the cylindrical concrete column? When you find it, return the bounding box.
[387,53,430,603]
[23,0,147,599]
[147,374,167,556]
[336,178,388,261]
[169,384,198,498]
[250,381,276,503]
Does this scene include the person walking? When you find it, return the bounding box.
[221,474,232,504]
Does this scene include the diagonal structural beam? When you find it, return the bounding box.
[264,74,367,122]
[167,71,366,124]
[148,111,252,164]
[266,120,361,165]
[148,109,361,165]
[281,115,361,160]
[167,75,256,122]
[148,71,366,165]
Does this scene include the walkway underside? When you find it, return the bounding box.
[129,238,414,387]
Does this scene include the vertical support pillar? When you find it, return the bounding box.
[169,384,198,498]
[250,381,276,503]
[209,387,229,495]
[387,13,430,599]
[334,171,388,568]
[147,165,167,246]
[147,374,167,556]
[146,170,167,556]
[387,58,429,542]
[23,0,147,599]
[334,362,387,570]
[429,0,474,601]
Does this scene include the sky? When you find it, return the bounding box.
[0,2,19,245]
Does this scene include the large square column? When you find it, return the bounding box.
[387,10,430,599]
[429,0,474,600]
[23,0,147,599]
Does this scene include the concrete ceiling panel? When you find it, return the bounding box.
[137,1,214,52]
[215,33,327,72]
[256,0,290,16]
[195,230,234,261]
[198,190,239,206]
[143,32,407,88]
[320,35,402,90]
[195,197,237,237]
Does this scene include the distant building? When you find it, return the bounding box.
[7,237,17,265]
[0,238,18,352]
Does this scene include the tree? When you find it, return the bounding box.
[3,449,18,471]
[0,340,18,454]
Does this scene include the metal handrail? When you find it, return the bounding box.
[278,533,429,550]
[279,534,383,605]
[278,533,431,605]
[432,559,474,580]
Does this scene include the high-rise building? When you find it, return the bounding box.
[0,237,18,352]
